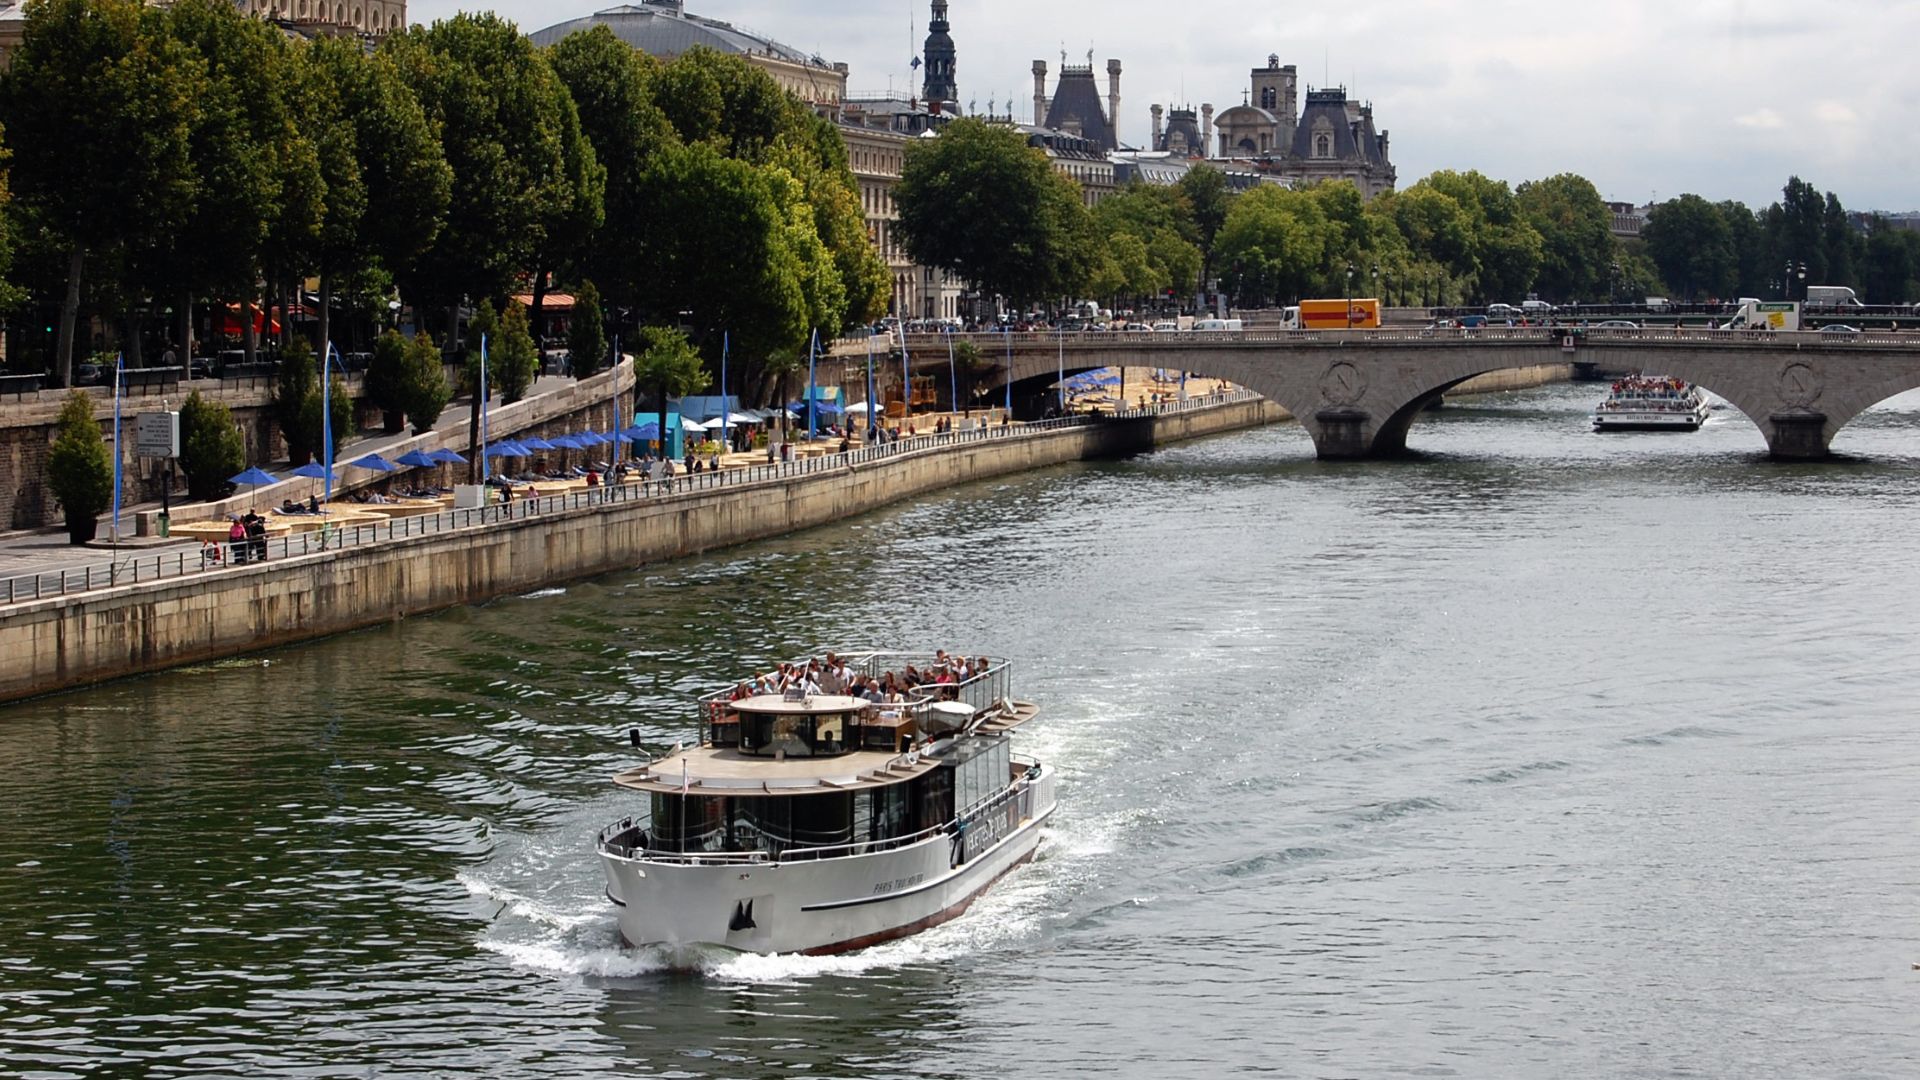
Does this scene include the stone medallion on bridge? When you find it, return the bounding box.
[1778,362,1823,407]
[1319,361,1368,406]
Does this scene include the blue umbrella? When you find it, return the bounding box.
[486,441,530,458]
[349,453,396,473]
[230,466,280,486]
[633,422,661,440]
[289,462,336,480]
[429,448,467,465]
[520,436,555,451]
[549,434,583,450]
[572,430,605,445]
[394,450,439,469]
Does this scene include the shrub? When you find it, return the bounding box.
[46,391,111,540]
[178,391,245,502]
[398,331,452,435]
[495,300,538,404]
[365,329,409,429]
[568,279,607,379]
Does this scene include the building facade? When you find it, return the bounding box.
[1031,55,1122,154]
[0,0,404,68]
[838,97,963,322]
[1150,54,1396,200]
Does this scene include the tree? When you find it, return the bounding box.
[397,331,452,435]
[545,25,672,318]
[177,390,245,502]
[1421,170,1543,303]
[1516,173,1614,302]
[1176,166,1231,285]
[297,372,354,461]
[0,0,199,386]
[364,327,409,430]
[46,391,112,542]
[494,301,539,405]
[568,279,608,379]
[302,35,450,352]
[896,117,1095,311]
[273,336,319,464]
[383,13,590,334]
[1214,185,1333,306]
[632,325,708,454]
[0,122,17,312]
[1642,194,1735,301]
[1860,219,1920,305]
[460,299,498,480]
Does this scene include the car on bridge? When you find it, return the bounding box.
[1592,320,1641,329]
[1820,324,1861,335]
[1487,303,1520,319]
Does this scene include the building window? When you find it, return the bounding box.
[1260,87,1276,110]
[1315,133,1331,158]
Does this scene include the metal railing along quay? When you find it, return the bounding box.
[0,391,1260,609]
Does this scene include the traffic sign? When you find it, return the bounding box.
[134,411,179,458]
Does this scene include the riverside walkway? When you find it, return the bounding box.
[0,390,1259,609]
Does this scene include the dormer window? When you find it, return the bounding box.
[1315,133,1331,158]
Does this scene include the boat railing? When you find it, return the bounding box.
[600,764,1045,867]
[693,653,1016,744]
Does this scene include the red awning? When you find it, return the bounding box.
[215,303,281,336]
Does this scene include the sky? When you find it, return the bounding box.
[411,0,1920,213]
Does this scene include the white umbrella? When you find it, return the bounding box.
[698,416,729,430]
[845,401,877,414]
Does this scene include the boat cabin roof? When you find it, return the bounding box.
[613,746,942,797]
[729,693,867,716]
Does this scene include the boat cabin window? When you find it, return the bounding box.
[737,710,857,757]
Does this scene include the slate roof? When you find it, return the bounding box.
[528,2,834,71]
[1042,66,1115,153]
[1290,88,1385,164]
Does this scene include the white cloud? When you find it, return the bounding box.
[410,0,1920,210]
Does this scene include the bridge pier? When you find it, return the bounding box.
[1312,408,1375,459]
[1766,410,1831,460]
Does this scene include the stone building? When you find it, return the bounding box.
[1031,54,1122,153]
[837,96,963,322]
[1152,54,1396,200]
[529,1,848,107]
[920,0,957,114]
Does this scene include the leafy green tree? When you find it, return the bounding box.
[0,0,199,386]
[296,372,354,462]
[139,0,315,366]
[1642,194,1735,301]
[1176,166,1231,284]
[383,13,591,335]
[1516,173,1615,302]
[177,390,246,502]
[896,117,1094,312]
[546,26,673,318]
[524,72,604,367]
[274,336,319,464]
[1719,201,1770,298]
[568,279,609,379]
[397,331,452,435]
[494,300,539,405]
[364,328,409,430]
[302,35,451,352]
[46,391,112,541]
[758,346,804,439]
[1215,185,1333,305]
[632,325,708,451]
[1421,170,1543,303]
[1094,183,1202,301]
[0,123,16,311]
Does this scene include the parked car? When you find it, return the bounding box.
[1819,324,1861,335]
[1487,303,1520,319]
[73,362,103,386]
[1521,299,1555,317]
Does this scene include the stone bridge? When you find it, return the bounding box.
[901,327,1920,459]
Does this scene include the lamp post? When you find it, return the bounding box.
[1784,260,1806,302]
[1344,263,1355,328]
[1609,262,1621,305]
[1371,264,1380,317]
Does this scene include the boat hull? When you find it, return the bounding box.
[601,770,1057,956]
[1592,409,1707,432]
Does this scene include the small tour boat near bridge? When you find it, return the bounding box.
[597,651,1053,956]
[1592,374,1711,432]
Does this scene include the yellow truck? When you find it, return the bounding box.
[1286,298,1383,330]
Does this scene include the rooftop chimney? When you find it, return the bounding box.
[1106,59,1122,145]
[1150,104,1164,148]
[1201,103,1214,157]
[1032,61,1049,126]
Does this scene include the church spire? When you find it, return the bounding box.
[922,0,958,112]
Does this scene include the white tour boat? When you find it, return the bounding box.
[1591,374,1711,431]
[597,651,1054,956]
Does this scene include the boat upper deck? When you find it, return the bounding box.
[613,746,941,796]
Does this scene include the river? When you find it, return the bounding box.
[3,382,1917,1078]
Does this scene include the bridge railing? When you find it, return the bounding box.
[908,327,1920,351]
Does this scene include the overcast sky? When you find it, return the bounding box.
[412,0,1920,213]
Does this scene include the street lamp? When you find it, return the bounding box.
[1783,260,1806,301]
[1371,264,1380,314]
[1345,263,1355,328]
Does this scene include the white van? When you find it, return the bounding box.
[1151,320,1179,332]
[1520,299,1554,317]
[1644,297,1671,312]
[1192,318,1243,332]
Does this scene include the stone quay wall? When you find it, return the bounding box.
[1448,363,1575,396]
[0,395,1280,703]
